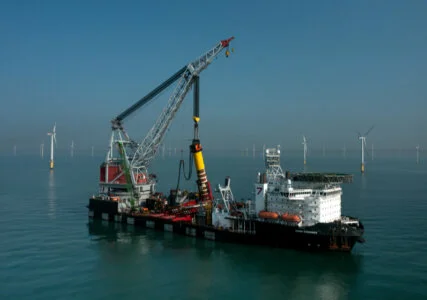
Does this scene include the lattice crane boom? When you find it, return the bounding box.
[130,37,234,170]
[112,66,188,129]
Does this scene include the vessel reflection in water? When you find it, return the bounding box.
[47,170,56,219]
[88,219,363,300]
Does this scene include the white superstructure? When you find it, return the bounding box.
[252,146,343,226]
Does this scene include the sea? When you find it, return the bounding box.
[1,150,426,300]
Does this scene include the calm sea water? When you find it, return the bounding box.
[1,151,426,300]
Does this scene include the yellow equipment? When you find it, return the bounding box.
[190,76,213,202]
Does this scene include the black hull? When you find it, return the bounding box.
[88,198,364,252]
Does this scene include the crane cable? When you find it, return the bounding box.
[174,149,193,204]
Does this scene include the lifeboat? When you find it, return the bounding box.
[281,213,301,223]
[136,173,147,184]
[258,211,279,219]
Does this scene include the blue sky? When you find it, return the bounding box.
[1,0,426,155]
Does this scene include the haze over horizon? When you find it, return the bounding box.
[1,1,426,155]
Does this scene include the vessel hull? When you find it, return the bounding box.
[88,198,362,252]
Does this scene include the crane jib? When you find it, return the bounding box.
[115,65,188,123]
[130,38,234,168]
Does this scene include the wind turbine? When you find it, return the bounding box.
[47,123,57,169]
[302,135,308,165]
[416,145,420,164]
[40,142,44,159]
[70,140,74,158]
[358,125,374,173]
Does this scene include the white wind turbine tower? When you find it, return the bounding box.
[70,140,74,158]
[416,145,420,164]
[302,135,308,165]
[358,125,374,173]
[40,142,44,159]
[47,123,57,169]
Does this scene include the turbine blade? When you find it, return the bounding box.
[365,125,375,137]
[363,139,370,157]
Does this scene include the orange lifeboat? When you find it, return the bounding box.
[136,173,147,184]
[281,213,301,223]
[258,211,279,219]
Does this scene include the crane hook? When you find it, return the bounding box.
[225,47,234,58]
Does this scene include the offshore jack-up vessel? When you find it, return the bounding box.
[88,37,365,252]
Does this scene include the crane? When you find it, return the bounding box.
[99,37,234,211]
